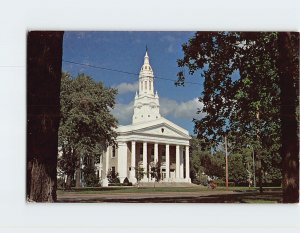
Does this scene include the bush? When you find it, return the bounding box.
[107,170,120,183]
[192,174,208,186]
[108,182,132,187]
[82,163,99,187]
[214,180,235,187]
[123,177,130,185]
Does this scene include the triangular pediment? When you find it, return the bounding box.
[117,117,190,140]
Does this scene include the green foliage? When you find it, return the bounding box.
[107,170,120,183]
[58,73,118,182]
[82,160,99,187]
[177,32,281,146]
[135,165,145,183]
[150,161,161,182]
[177,32,289,188]
[190,137,225,184]
[228,153,248,185]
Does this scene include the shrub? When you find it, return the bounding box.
[214,180,235,187]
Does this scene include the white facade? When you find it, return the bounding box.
[100,50,191,186]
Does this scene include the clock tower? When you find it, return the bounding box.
[132,49,161,124]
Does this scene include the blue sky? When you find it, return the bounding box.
[62,31,205,135]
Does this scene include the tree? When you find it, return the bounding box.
[177,32,298,202]
[135,164,145,188]
[58,73,118,188]
[227,153,248,186]
[189,137,225,184]
[82,157,99,187]
[150,161,161,188]
[27,31,64,202]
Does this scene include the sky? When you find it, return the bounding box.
[62,31,206,135]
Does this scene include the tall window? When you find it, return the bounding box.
[141,81,143,91]
[149,80,152,90]
[162,149,166,162]
[140,147,143,161]
[145,80,147,91]
[112,146,116,158]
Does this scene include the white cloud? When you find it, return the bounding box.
[160,35,177,53]
[112,82,138,95]
[111,101,134,125]
[111,97,205,126]
[160,35,176,43]
[160,97,205,120]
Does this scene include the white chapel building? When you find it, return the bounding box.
[99,50,191,186]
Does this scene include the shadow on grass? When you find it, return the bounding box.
[57,191,282,203]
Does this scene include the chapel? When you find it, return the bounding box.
[99,49,191,186]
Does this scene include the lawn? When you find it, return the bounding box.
[57,186,282,203]
[57,186,261,195]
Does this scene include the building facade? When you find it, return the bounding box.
[99,50,191,186]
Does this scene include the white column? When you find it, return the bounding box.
[117,142,128,183]
[143,142,148,180]
[180,146,184,179]
[166,144,170,180]
[130,141,137,184]
[101,147,110,187]
[176,145,180,179]
[105,147,109,175]
[185,145,191,182]
[154,143,158,163]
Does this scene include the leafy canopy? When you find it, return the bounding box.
[58,73,118,176]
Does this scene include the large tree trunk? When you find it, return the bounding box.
[27,31,64,202]
[277,32,299,203]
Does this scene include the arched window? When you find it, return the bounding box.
[149,80,152,90]
[145,80,147,91]
[141,81,143,91]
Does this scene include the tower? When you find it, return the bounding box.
[132,49,161,124]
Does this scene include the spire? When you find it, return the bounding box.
[144,47,149,65]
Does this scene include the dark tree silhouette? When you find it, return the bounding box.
[27,31,64,202]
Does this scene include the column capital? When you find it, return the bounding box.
[118,141,127,146]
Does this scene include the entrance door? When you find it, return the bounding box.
[170,169,175,179]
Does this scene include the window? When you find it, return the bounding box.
[139,147,143,161]
[111,166,116,178]
[149,80,151,90]
[161,150,166,162]
[112,146,116,158]
[141,81,143,91]
[145,81,147,90]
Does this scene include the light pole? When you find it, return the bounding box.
[225,135,228,191]
[252,147,256,188]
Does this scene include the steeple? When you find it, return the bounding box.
[132,48,161,124]
[139,48,154,96]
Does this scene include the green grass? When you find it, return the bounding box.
[57,186,262,195]
[242,199,278,203]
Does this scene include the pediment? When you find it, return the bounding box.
[117,117,191,140]
[133,122,190,139]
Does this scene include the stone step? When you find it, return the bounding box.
[138,182,197,188]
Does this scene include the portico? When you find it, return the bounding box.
[126,141,190,183]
